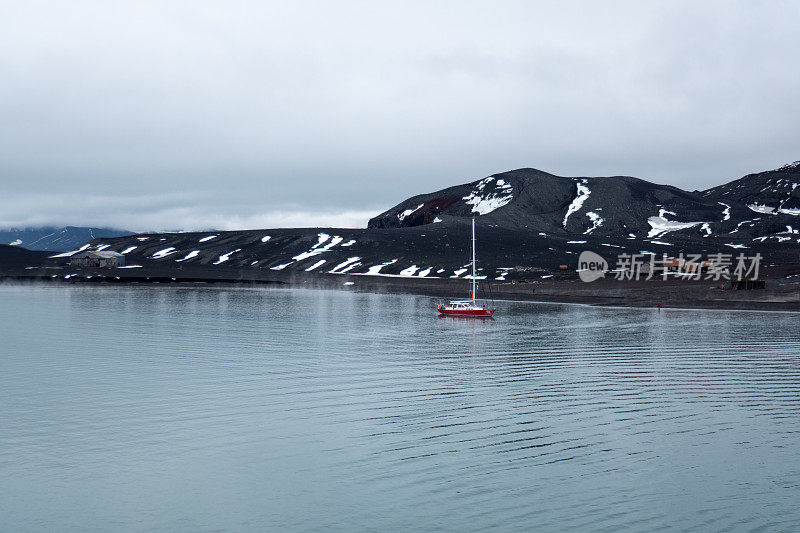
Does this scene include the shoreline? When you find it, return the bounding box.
[3,266,799,312]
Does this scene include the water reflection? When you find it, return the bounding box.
[0,285,798,532]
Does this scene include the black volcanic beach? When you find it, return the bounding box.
[4,252,799,312]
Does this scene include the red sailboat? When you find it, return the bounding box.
[437,218,496,318]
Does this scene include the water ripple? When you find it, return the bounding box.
[0,286,798,532]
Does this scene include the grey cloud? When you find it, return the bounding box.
[1,1,798,230]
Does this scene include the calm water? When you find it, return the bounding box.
[1,286,799,532]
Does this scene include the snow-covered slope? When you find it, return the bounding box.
[368,168,743,241]
[19,161,800,282]
[700,161,800,243]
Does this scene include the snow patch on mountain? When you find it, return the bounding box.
[305,259,326,271]
[292,233,344,262]
[753,225,799,243]
[329,257,361,273]
[463,177,514,215]
[176,250,200,262]
[754,235,792,243]
[583,211,604,234]
[213,249,241,264]
[152,247,177,259]
[451,268,468,278]
[647,208,702,238]
[748,203,800,216]
[495,267,513,280]
[399,265,420,276]
[719,202,731,221]
[398,204,424,221]
[748,204,774,214]
[49,243,92,258]
[361,259,398,275]
[563,179,591,228]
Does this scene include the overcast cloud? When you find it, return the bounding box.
[1,1,799,231]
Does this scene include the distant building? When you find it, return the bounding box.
[69,250,125,268]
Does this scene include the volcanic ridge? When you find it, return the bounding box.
[7,162,800,284]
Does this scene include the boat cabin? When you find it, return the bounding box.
[446,300,484,309]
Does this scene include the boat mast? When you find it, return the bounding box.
[471,217,476,302]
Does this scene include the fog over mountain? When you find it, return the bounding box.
[1,2,799,231]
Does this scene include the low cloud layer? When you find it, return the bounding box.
[1,1,798,231]
[0,192,377,232]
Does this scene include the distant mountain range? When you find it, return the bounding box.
[14,161,800,281]
[0,226,134,251]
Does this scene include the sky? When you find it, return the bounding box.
[1,1,799,232]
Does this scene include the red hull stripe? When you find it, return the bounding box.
[438,308,495,317]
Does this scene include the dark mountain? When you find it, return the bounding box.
[0,244,53,266]
[13,161,800,283]
[365,163,800,248]
[701,161,800,245]
[703,161,800,211]
[367,167,730,239]
[0,226,134,251]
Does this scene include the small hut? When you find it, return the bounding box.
[730,279,766,290]
[70,250,125,268]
